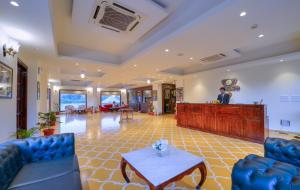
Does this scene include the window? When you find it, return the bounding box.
[59,90,87,111]
[101,91,121,106]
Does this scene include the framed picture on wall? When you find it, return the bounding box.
[37,81,40,100]
[0,61,13,99]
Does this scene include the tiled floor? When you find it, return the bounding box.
[58,112,265,190]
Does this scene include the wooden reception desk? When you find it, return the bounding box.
[176,103,268,143]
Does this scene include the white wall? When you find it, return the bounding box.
[0,30,49,141]
[0,46,17,142]
[183,60,300,133]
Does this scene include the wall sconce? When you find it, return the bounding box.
[2,39,20,57]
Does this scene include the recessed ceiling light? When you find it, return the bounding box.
[97,69,101,72]
[164,49,169,52]
[189,57,194,60]
[258,34,264,38]
[80,73,85,79]
[147,80,151,84]
[75,63,79,66]
[240,11,247,17]
[280,59,284,62]
[226,69,231,72]
[133,64,137,67]
[10,1,19,7]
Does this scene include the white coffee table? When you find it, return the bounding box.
[121,146,207,190]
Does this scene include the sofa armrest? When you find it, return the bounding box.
[0,144,23,190]
[264,137,300,167]
[12,133,75,164]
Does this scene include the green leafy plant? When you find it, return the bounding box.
[16,128,38,139]
[38,112,59,129]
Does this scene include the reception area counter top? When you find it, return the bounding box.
[176,103,268,143]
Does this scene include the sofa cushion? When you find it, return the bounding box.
[8,155,80,190]
[11,133,75,164]
[232,154,300,190]
[265,137,300,168]
[0,144,23,190]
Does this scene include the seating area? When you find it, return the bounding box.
[232,138,300,189]
[1,1,300,190]
[0,134,81,190]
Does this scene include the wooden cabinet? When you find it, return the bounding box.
[176,103,268,143]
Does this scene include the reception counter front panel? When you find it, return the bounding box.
[176,103,268,143]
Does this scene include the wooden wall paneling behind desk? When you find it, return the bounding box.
[176,103,268,143]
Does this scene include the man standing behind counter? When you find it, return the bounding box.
[217,87,230,104]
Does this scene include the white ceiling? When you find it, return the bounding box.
[0,0,300,88]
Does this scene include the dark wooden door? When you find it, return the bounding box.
[16,60,28,130]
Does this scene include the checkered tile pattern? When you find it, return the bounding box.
[60,113,263,190]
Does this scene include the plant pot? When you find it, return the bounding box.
[43,128,55,136]
[148,112,154,115]
[50,121,56,126]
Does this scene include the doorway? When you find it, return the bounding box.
[162,84,176,114]
[16,59,28,130]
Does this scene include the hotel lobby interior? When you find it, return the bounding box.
[1,0,300,190]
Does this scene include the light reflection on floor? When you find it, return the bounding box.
[58,113,123,135]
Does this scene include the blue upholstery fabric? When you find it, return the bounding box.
[8,155,80,190]
[11,133,75,164]
[265,137,300,168]
[0,133,81,190]
[0,145,23,190]
[232,154,300,190]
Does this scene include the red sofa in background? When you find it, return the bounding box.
[99,104,113,112]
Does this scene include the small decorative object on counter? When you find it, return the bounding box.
[152,139,169,157]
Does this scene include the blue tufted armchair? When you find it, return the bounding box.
[232,137,300,190]
[0,133,82,190]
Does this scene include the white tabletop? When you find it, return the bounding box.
[121,146,204,187]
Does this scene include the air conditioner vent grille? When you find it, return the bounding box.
[90,0,141,32]
[99,6,136,31]
[200,53,226,62]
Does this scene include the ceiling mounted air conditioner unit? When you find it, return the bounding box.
[200,53,226,63]
[89,0,141,33]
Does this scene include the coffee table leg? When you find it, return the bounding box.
[196,163,207,190]
[121,158,130,183]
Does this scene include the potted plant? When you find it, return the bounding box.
[49,112,57,126]
[38,112,59,136]
[16,128,38,139]
[148,102,155,115]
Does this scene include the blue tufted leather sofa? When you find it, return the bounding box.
[232,137,300,190]
[0,133,82,190]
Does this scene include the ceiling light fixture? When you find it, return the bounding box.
[189,57,194,60]
[133,64,137,67]
[164,49,169,52]
[80,73,85,79]
[147,79,151,84]
[226,69,231,72]
[240,11,246,17]
[10,1,19,7]
[97,69,101,72]
[280,59,284,62]
[75,63,79,66]
[258,34,264,38]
